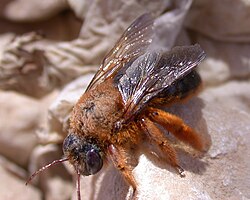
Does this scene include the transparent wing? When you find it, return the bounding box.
[115,44,206,121]
[86,13,154,91]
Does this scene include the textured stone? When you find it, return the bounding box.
[0,165,41,200]
[3,0,68,22]
[0,0,249,200]
[0,91,50,167]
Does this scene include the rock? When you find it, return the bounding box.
[195,35,250,87]
[0,0,250,200]
[3,0,68,22]
[0,165,41,200]
[186,0,250,42]
[0,91,55,167]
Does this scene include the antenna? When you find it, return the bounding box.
[76,167,82,200]
[26,157,69,185]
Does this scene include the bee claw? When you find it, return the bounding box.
[130,187,138,200]
[177,166,185,178]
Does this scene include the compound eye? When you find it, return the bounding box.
[63,134,80,155]
[86,149,103,175]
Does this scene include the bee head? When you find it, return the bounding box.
[63,133,103,176]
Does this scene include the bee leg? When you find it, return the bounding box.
[108,144,138,199]
[146,107,204,151]
[140,117,185,177]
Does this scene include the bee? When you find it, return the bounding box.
[26,14,206,200]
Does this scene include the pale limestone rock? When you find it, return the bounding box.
[0,0,249,200]
[195,35,250,87]
[186,0,250,42]
[0,91,50,167]
[3,0,68,22]
[0,165,41,200]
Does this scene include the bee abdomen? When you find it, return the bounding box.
[152,70,201,105]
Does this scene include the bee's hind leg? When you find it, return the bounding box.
[146,107,205,152]
[139,117,185,177]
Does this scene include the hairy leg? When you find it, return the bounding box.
[108,144,138,198]
[139,117,185,177]
[146,107,204,151]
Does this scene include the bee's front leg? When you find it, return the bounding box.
[108,144,138,200]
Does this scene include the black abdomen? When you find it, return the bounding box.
[151,70,201,105]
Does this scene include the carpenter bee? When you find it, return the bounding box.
[26,13,206,200]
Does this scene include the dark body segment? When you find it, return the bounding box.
[151,70,202,105]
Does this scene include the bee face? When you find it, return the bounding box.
[63,133,103,176]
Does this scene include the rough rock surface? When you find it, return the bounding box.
[0,165,41,200]
[0,0,249,200]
